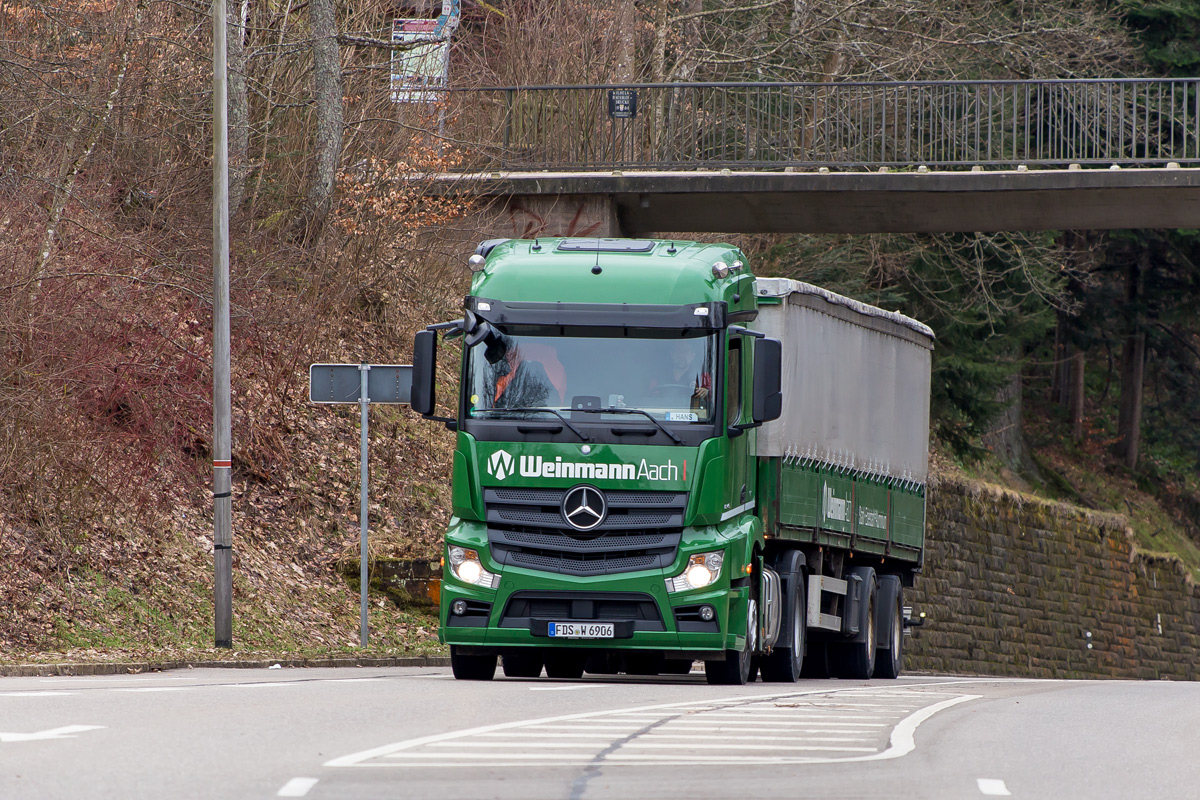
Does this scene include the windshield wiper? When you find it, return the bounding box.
[572,407,684,445]
[473,407,590,442]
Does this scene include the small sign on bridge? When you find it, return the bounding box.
[608,88,638,119]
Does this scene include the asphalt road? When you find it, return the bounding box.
[2,665,1198,799]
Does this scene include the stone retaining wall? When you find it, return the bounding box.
[908,478,1200,680]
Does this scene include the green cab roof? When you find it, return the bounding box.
[470,238,755,312]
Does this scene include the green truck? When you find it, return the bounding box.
[410,237,934,684]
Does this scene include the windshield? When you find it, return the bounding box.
[466,331,717,423]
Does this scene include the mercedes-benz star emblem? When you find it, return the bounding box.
[561,485,607,532]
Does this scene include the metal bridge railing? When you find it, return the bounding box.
[433,79,1200,171]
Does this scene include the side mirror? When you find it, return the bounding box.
[752,338,783,424]
[411,330,437,416]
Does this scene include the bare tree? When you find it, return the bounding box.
[300,0,345,239]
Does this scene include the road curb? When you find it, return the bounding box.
[0,655,451,677]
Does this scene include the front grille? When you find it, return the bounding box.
[485,488,687,576]
[507,550,662,575]
[484,488,687,531]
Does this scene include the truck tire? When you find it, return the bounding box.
[501,651,544,678]
[831,571,877,680]
[760,575,805,682]
[451,646,497,681]
[874,577,904,680]
[706,598,756,685]
[544,649,587,680]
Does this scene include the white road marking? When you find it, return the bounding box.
[0,725,105,743]
[224,682,298,688]
[425,739,877,753]
[326,681,982,768]
[529,684,608,691]
[114,687,189,693]
[978,778,1012,796]
[0,691,77,697]
[661,717,888,727]
[277,777,320,797]
[474,731,874,742]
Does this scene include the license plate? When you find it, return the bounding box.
[548,622,614,639]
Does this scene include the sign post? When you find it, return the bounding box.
[310,363,413,646]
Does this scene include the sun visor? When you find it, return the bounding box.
[464,297,727,332]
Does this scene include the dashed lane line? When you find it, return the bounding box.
[277,777,320,797]
[978,778,1012,796]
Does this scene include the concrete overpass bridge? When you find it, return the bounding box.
[429,78,1200,236]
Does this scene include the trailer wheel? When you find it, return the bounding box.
[831,572,877,680]
[706,598,756,685]
[544,649,587,680]
[874,578,904,680]
[760,575,805,682]
[501,651,544,679]
[450,646,496,681]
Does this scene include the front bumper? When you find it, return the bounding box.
[440,560,747,654]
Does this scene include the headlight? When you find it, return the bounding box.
[666,551,724,592]
[447,547,498,588]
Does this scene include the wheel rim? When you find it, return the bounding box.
[893,604,902,653]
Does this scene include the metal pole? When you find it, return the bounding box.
[359,364,371,647]
[213,0,233,648]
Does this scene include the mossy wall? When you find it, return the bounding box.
[907,477,1200,680]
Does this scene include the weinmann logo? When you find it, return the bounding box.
[486,449,515,481]
[481,452,686,483]
[823,483,850,523]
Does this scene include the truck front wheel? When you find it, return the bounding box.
[451,646,497,681]
[706,599,756,685]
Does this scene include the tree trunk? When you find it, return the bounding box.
[301,0,343,240]
[614,0,637,83]
[227,0,250,216]
[1069,346,1085,442]
[983,369,1042,483]
[1115,250,1148,468]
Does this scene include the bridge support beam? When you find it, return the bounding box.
[439,168,1200,235]
[486,193,624,239]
